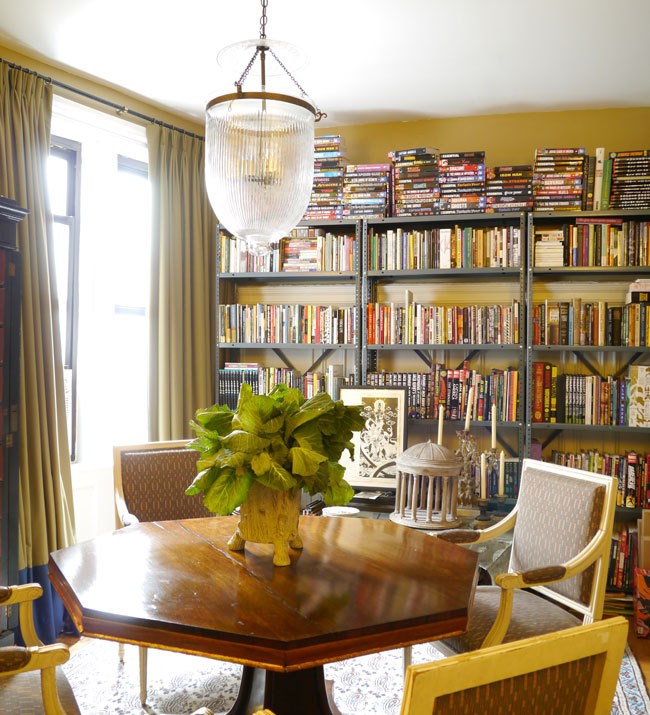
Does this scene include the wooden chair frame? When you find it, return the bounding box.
[435,458,617,652]
[113,439,196,705]
[401,617,628,715]
[0,583,71,715]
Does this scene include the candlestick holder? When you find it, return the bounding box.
[455,429,478,507]
[475,497,492,523]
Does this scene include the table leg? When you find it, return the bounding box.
[226,664,343,715]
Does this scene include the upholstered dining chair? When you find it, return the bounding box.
[412,458,617,665]
[0,582,215,715]
[401,617,628,715]
[113,440,211,704]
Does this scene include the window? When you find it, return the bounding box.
[49,96,150,465]
[48,138,81,459]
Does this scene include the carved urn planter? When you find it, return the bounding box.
[228,482,303,566]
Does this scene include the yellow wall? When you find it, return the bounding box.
[319,107,650,167]
[0,41,203,135]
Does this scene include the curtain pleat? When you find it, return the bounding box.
[0,65,76,643]
[147,125,216,440]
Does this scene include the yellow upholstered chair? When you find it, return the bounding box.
[401,617,628,715]
[419,458,617,664]
[113,440,211,704]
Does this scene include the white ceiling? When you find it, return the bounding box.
[1,0,650,128]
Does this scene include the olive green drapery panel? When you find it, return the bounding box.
[0,66,76,572]
[147,124,215,440]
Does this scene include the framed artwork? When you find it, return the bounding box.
[339,386,408,489]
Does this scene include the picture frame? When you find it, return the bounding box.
[339,386,408,489]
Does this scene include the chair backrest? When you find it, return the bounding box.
[508,458,617,622]
[113,441,211,527]
[401,616,627,715]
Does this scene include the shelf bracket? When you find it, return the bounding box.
[303,349,335,377]
[571,350,604,380]
[613,351,645,379]
[413,349,433,369]
[456,349,479,369]
[272,348,297,373]
[541,429,563,449]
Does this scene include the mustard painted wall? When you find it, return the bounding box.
[319,107,650,167]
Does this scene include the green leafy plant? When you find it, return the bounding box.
[185,383,366,515]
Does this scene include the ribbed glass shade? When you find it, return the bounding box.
[205,95,315,255]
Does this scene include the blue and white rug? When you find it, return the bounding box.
[62,635,650,714]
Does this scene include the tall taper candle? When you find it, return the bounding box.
[464,386,474,431]
[480,452,487,500]
[498,450,505,496]
[438,404,444,445]
[491,404,497,449]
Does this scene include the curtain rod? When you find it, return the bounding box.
[1,56,204,141]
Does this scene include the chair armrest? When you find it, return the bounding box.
[0,644,70,674]
[114,488,139,527]
[437,507,518,545]
[0,583,43,606]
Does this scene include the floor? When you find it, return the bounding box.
[626,616,650,684]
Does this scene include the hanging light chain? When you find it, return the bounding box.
[260,0,268,39]
[235,47,261,91]
[267,48,327,120]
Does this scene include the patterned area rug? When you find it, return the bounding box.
[63,636,650,714]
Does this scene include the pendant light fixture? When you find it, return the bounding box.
[205,0,325,256]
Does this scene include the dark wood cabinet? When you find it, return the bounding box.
[0,197,26,645]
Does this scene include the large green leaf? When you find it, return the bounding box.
[217,448,251,469]
[232,393,279,435]
[236,382,253,412]
[193,405,234,434]
[203,468,254,515]
[289,446,327,476]
[291,421,325,453]
[255,461,297,491]
[250,451,272,476]
[259,414,285,435]
[323,479,354,506]
[269,436,290,465]
[185,466,219,496]
[221,430,271,453]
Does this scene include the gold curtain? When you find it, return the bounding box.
[147,124,216,440]
[0,65,75,631]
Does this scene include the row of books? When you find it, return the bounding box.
[343,163,391,218]
[548,449,650,508]
[366,225,522,270]
[532,299,650,347]
[602,150,650,211]
[532,148,587,211]
[486,165,533,213]
[304,135,346,221]
[608,524,637,592]
[531,363,650,426]
[218,304,357,345]
[218,228,357,273]
[217,364,352,409]
[533,219,650,268]
[366,299,520,346]
[366,365,519,422]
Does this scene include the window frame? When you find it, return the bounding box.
[50,136,81,461]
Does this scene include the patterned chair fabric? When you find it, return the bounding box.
[509,463,605,606]
[120,447,211,523]
[431,654,597,715]
[441,585,582,653]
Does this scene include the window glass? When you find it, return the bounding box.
[47,153,69,216]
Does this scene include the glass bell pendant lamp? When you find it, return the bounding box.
[205,1,325,256]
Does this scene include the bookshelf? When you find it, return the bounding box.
[215,219,363,406]
[361,213,527,474]
[525,209,650,594]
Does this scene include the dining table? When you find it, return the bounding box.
[49,514,478,715]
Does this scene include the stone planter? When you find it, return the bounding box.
[227,482,303,566]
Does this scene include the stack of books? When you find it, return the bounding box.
[282,228,323,271]
[533,148,586,211]
[304,135,346,221]
[342,164,391,218]
[534,228,565,266]
[626,278,650,304]
[485,165,533,213]
[388,147,439,217]
[608,150,650,210]
[438,151,486,214]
